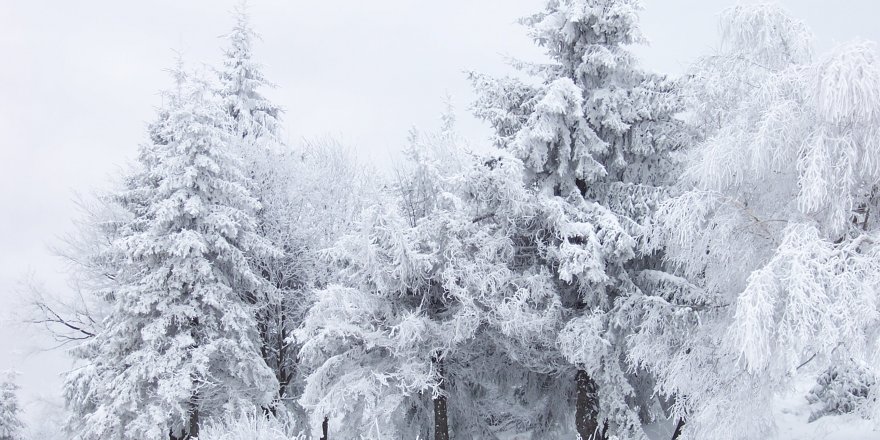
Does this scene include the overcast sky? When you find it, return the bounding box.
[2,0,879,427]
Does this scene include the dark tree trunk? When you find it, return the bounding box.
[576,369,605,440]
[257,300,274,418]
[171,405,199,440]
[276,301,293,401]
[187,406,199,439]
[433,355,449,440]
[670,418,685,440]
[320,416,329,440]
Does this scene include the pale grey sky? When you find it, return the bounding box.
[1,0,878,427]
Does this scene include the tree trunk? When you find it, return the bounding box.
[433,355,449,440]
[320,416,329,440]
[670,418,685,440]
[576,369,605,440]
[277,301,292,401]
[186,405,199,440]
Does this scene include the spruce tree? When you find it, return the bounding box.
[215,6,374,422]
[64,65,277,440]
[0,372,24,440]
[470,0,684,438]
[217,3,294,413]
[219,2,282,148]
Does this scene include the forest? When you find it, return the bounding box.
[2,1,880,439]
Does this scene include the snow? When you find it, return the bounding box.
[776,378,878,440]
[10,1,880,440]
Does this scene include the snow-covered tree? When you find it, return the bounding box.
[219,1,282,149]
[246,139,376,422]
[216,6,376,419]
[64,65,278,440]
[216,4,294,414]
[296,110,564,439]
[295,117,462,440]
[807,362,877,422]
[0,371,24,440]
[469,0,684,438]
[638,4,880,439]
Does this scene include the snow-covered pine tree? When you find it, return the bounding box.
[216,3,297,415]
[470,1,684,438]
[807,361,877,422]
[0,371,24,440]
[219,1,282,150]
[639,4,880,439]
[64,64,278,440]
[216,6,375,422]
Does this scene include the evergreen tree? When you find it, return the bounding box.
[0,372,24,440]
[216,6,375,421]
[470,0,684,438]
[217,3,294,414]
[64,65,278,440]
[219,2,282,149]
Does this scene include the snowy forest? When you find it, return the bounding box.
[4,0,880,439]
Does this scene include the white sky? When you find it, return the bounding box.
[1,0,878,427]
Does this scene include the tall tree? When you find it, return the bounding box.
[217,6,377,421]
[216,3,295,414]
[639,4,880,439]
[64,65,277,440]
[0,371,24,440]
[470,0,684,438]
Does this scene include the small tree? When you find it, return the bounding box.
[807,362,877,422]
[0,371,24,440]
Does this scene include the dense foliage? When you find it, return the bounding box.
[25,1,880,440]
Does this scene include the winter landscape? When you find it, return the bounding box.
[2,0,880,439]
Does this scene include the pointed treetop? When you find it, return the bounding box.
[523,0,646,81]
[219,0,283,145]
[161,51,188,107]
[440,93,456,137]
[0,370,24,440]
[227,0,257,63]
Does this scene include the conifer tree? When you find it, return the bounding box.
[219,2,282,149]
[217,3,294,413]
[216,6,374,421]
[0,372,24,440]
[470,1,684,438]
[64,64,277,440]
